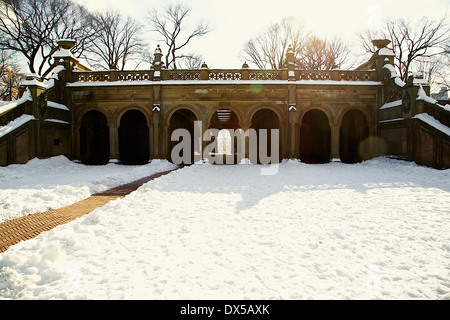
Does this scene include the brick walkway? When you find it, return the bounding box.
[0,169,177,253]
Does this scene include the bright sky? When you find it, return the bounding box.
[74,0,449,68]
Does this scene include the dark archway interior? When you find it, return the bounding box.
[119,110,149,165]
[250,109,281,164]
[79,110,110,165]
[340,110,369,163]
[209,109,240,130]
[300,109,331,164]
[169,109,197,164]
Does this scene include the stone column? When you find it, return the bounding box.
[289,107,299,158]
[152,109,160,158]
[108,116,119,160]
[330,123,340,160]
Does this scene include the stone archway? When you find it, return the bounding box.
[250,108,281,164]
[79,110,110,165]
[300,109,331,164]
[205,108,241,164]
[119,110,150,165]
[340,110,370,163]
[168,108,198,164]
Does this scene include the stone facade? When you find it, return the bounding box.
[1,40,449,169]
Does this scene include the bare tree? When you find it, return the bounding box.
[427,53,450,94]
[178,53,205,69]
[0,50,24,101]
[0,0,98,78]
[83,10,145,71]
[148,3,210,69]
[358,16,449,82]
[297,35,350,70]
[241,17,309,69]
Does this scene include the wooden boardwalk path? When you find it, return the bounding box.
[0,169,176,253]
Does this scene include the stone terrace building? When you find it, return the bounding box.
[1,39,449,169]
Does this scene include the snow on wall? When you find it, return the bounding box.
[382,64,405,88]
[0,114,35,139]
[0,89,32,116]
[417,85,450,112]
[413,113,450,137]
[47,101,69,111]
[44,65,66,90]
[380,99,402,110]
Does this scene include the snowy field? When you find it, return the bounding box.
[0,156,178,223]
[0,156,449,299]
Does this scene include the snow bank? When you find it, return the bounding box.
[0,157,448,299]
[0,156,178,223]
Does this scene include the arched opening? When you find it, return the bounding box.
[79,110,110,165]
[250,109,281,164]
[169,109,197,164]
[340,110,370,163]
[119,110,149,165]
[300,109,331,164]
[217,129,232,155]
[209,109,240,130]
[207,109,240,164]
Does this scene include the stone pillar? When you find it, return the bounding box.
[330,123,340,160]
[289,107,299,157]
[201,118,209,160]
[152,108,161,158]
[239,123,251,162]
[19,74,47,158]
[200,63,209,80]
[369,125,378,159]
[109,120,119,160]
[286,45,296,81]
[152,45,163,81]
[241,62,249,80]
[152,46,163,158]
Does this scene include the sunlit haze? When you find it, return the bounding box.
[73,0,449,68]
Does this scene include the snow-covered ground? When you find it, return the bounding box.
[0,156,177,223]
[0,157,449,299]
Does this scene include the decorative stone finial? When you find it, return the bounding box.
[372,39,391,50]
[57,39,77,50]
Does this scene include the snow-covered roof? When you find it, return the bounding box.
[378,48,395,56]
[53,48,77,60]
[20,74,47,89]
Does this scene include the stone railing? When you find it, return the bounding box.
[72,69,377,83]
[423,102,450,128]
[0,101,32,127]
[75,70,154,82]
[296,70,377,81]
